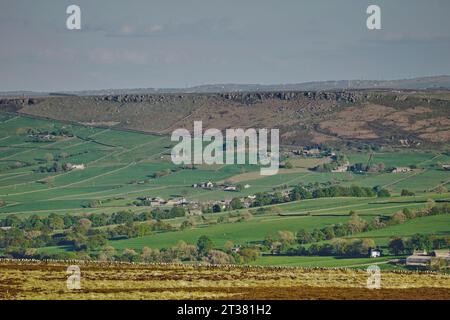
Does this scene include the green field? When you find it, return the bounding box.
[1,113,449,267]
[249,255,400,268]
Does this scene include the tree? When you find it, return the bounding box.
[330,238,349,256]
[197,235,214,256]
[180,219,194,230]
[388,237,405,255]
[377,188,391,198]
[230,198,243,210]
[435,186,447,194]
[347,238,375,257]
[290,186,312,201]
[322,226,336,240]
[75,218,92,234]
[284,161,294,169]
[369,216,386,230]
[86,232,108,250]
[271,192,285,204]
[66,232,88,251]
[100,245,116,261]
[173,240,191,260]
[212,204,222,213]
[111,211,134,224]
[238,247,260,263]
[350,185,365,197]
[169,206,186,218]
[46,213,64,230]
[278,230,295,245]
[390,211,407,225]
[207,250,235,264]
[121,248,141,262]
[311,229,326,242]
[296,229,312,244]
[224,240,234,253]
[401,189,415,196]
[347,214,368,234]
[0,214,21,227]
[45,153,54,162]
[407,234,432,252]
[402,207,416,220]
[141,247,160,263]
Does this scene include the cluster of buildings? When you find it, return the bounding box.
[331,162,350,173]
[369,249,450,269]
[192,181,214,189]
[137,196,189,207]
[390,167,412,173]
[405,250,450,268]
[289,148,335,158]
[192,181,250,192]
[65,163,85,171]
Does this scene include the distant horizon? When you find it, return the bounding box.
[2,74,450,94]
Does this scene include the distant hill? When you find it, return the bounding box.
[182,75,450,93]
[1,87,449,149]
[2,75,450,96]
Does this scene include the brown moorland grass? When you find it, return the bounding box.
[0,259,449,300]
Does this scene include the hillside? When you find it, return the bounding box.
[1,89,449,148]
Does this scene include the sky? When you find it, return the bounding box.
[1,0,450,92]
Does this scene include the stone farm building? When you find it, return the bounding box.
[406,250,450,267]
[391,167,412,173]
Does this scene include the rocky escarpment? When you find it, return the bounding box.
[91,90,361,106]
[218,91,360,104]
[0,97,39,112]
[2,89,449,148]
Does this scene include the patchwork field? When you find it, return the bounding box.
[0,112,449,270]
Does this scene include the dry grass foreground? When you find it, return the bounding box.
[0,259,449,300]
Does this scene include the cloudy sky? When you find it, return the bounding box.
[1,0,450,91]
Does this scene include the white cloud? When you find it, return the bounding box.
[110,24,164,37]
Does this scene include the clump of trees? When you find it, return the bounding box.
[151,169,172,178]
[401,189,415,196]
[248,184,391,208]
[349,162,386,174]
[1,232,260,265]
[261,203,450,257]
[36,162,72,173]
[388,234,450,255]
[27,128,73,142]
[0,208,185,254]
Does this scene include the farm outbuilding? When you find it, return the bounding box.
[406,255,432,267]
[369,248,381,258]
[406,250,432,267]
[391,167,412,173]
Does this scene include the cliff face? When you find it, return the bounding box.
[0,98,39,112]
[1,90,449,148]
[90,90,360,104]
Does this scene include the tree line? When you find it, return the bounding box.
[262,203,450,257]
